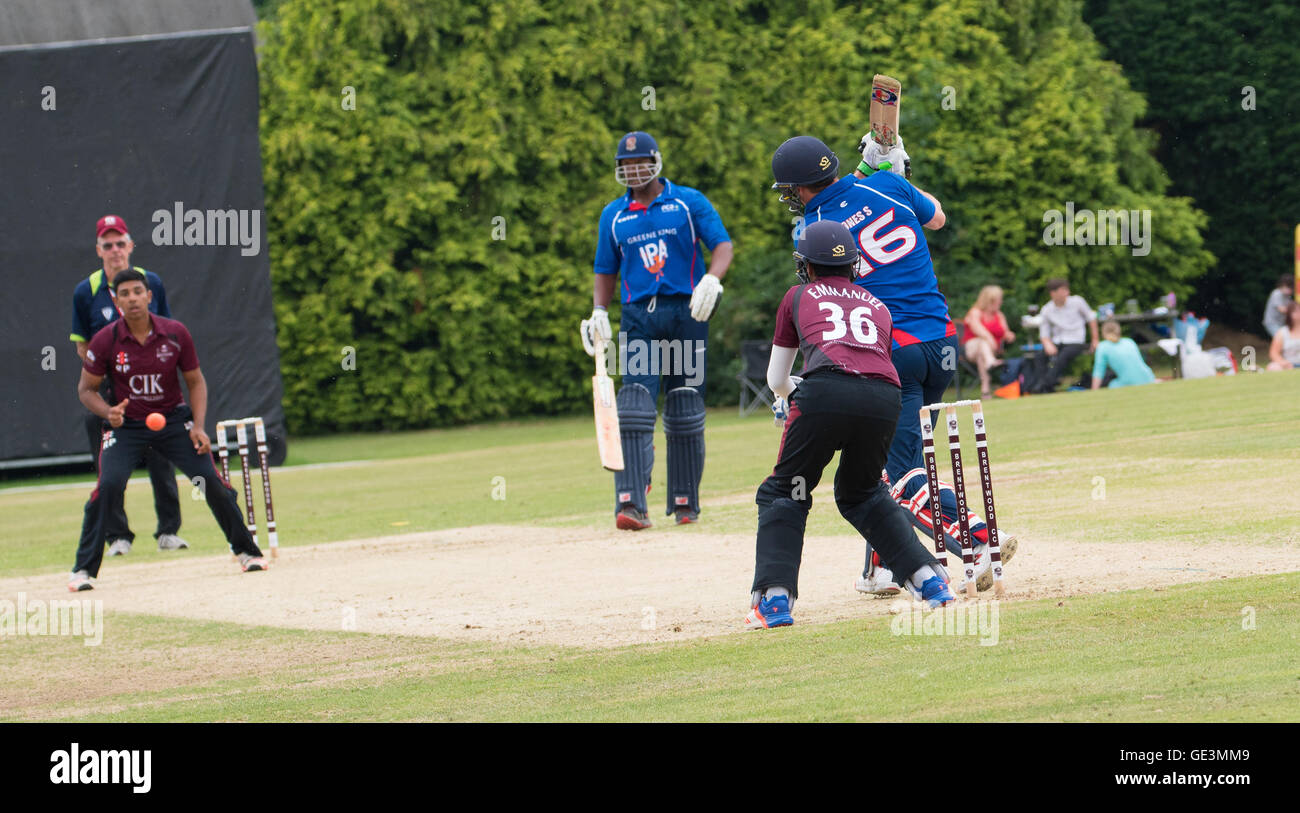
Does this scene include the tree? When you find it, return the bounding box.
[1083,0,1300,330]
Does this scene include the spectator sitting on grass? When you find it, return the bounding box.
[1091,320,1156,389]
[1262,276,1294,338]
[1266,301,1300,371]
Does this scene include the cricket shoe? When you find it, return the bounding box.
[744,594,793,630]
[67,570,94,592]
[970,530,1018,592]
[237,553,269,572]
[616,505,653,531]
[854,553,901,596]
[855,568,901,596]
[917,575,956,608]
[107,538,132,556]
[673,508,698,525]
[157,533,189,551]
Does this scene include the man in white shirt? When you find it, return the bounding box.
[1032,278,1099,393]
[1262,276,1294,338]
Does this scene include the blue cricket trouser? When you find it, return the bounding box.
[613,294,709,514]
[885,334,985,530]
[886,335,957,486]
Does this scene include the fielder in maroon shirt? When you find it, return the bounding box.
[745,221,953,629]
[69,269,267,590]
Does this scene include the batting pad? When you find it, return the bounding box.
[890,468,987,550]
[614,383,656,514]
[663,386,706,515]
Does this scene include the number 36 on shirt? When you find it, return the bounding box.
[818,301,878,345]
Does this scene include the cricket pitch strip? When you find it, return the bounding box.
[3,523,1297,649]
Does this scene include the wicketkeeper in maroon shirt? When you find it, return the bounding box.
[745,221,954,629]
[68,269,267,590]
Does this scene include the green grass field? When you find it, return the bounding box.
[3,372,1299,721]
[4,573,1298,722]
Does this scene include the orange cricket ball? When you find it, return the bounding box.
[146,412,166,431]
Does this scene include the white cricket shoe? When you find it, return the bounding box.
[855,566,901,597]
[157,533,189,551]
[237,553,268,572]
[68,570,94,592]
[107,538,132,557]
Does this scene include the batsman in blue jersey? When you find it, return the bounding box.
[770,134,1017,594]
[580,131,733,530]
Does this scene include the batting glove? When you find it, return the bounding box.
[689,274,724,321]
[579,307,612,356]
[858,133,910,177]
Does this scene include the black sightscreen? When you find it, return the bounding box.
[0,29,286,464]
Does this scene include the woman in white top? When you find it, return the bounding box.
[1267,301,1300,370]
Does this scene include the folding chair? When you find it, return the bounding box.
[737,340,773,416]
[952,323,982,399]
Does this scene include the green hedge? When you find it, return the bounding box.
[260,0,1212,432]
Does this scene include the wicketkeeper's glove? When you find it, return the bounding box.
[770,376,803,426]
[771,395,790,426]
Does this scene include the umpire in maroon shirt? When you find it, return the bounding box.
[68,269,267,590]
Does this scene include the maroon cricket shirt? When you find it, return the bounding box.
[83,314,199,421]
[773,277,901,387]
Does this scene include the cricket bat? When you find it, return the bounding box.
[869,74,911,178]
[592,337,624,471]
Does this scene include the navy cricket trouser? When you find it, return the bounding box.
[874,333,996,578]
[885,335,958,486]
[613,294,710,514]
[886,334,986,524]
[617,294,709,403]
[73,406,262,577]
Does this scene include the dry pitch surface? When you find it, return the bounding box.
[4,519,1296,649]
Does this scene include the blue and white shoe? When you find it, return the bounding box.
[744,595,793,629]
[919,575,956,608]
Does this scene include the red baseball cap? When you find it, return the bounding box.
[96,215,129,238]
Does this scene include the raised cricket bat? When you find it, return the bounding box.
[592,337,623,471]
[870,74,911,178]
